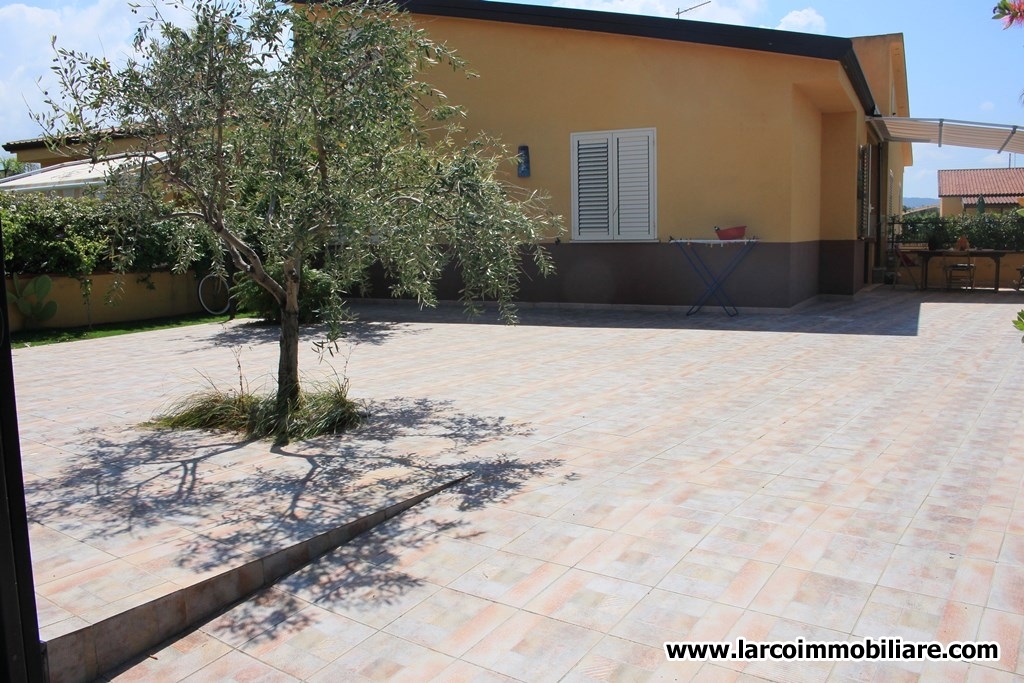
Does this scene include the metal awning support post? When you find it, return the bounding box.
[998,125,1019,154]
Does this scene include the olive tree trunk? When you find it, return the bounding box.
[276,257,302,429]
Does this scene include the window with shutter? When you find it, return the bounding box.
[571,128,656,241]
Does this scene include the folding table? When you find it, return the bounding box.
[911,249,1008,291]
[669,238,758,316]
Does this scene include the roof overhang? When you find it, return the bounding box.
[869,117,1024,154]
[0,154,151,193]
[2,129,137,154]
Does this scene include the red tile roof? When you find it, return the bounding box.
[938,168,1024,197]
[962,196,1022,207]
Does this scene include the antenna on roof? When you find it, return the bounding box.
[676,1,710,18]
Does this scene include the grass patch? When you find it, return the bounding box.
[149,379,363,443]
[10,311,258,348]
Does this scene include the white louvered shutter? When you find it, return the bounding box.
[615,132,653,239]
[573,134,612,240]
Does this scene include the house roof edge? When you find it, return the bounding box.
[384,0,878,115]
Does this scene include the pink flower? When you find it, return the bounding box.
[996,0,1024,27]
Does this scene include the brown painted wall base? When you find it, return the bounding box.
[818,239,865,296]
[362,240,865,310]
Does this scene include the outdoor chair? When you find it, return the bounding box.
[891,246,921,289]
[944,261,975,290]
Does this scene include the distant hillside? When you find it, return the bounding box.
[903,197,938,209]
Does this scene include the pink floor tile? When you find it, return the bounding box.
[383,587,516,657]
[658,550,775,608]
[305,631,452,683]
[523,568,650,631]
[462,611,603,682]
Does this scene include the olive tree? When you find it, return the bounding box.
[37,0,557,437]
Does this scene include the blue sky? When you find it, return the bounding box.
[2,0,1023,197]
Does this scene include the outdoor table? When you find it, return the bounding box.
[904,249,1009,291]
[669,238,758,316]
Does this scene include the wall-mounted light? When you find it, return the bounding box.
[517,145,530,178]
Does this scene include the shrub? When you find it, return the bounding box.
[0,192,213,277]
[231,264,340,323]
[1,193,110,276]
[150,378,362,443]
[892,212,1024,250]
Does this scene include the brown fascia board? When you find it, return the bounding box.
[2,130,136,153]
[2,138,48,153]
[390,0,879,116]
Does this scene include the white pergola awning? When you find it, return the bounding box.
[0,155,155,194]
[870,117,1024,154]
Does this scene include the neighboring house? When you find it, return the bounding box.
[2,131,139,169]
[937,168,1024,217]
[0,156,117,197]
[0,154,158,198]
[1,131,147,198]
[7,1,914,309]
[394,0,911,308]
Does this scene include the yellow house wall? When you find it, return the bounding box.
[852,35,907,119]
[819,111,859,240]
[877,136,909,229]
[939,197,965,217]
[863,34,911,228]
[790,88,822,243]
[5,271,203,333]
[414,15,866,244]
[12,138,140,168]
[887,146,906,221]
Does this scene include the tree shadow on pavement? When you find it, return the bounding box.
[198,317,418,350]
[344,290,935,337]
[27,395,568,659]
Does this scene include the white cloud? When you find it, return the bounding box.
[684,0,764,25]
[903,167,938,198]
[775,8,826,34]
[912,144,957,163]
[552,0,765,25]
[0,0,193,147]
[979,101,996,112]
[0,0,141,145]
[552,0,677,19]
[982,152,1010,166]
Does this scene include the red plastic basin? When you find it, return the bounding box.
[715,225,746,240]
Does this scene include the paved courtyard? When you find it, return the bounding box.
[12,288,1024,681]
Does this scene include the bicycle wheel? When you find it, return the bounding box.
[198,273,231,315]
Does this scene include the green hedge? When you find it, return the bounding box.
[0,192,207,277]
[1,192,333,324]
[892,212,1024,251]
[1,193,110,276]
